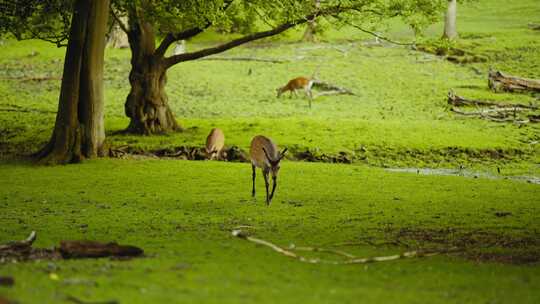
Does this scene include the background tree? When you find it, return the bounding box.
[302,0,321,43]
[443,0,457,39]
[1,0,110,164]
[111,0,447,135]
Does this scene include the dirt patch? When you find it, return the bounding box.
[389,227,540,264]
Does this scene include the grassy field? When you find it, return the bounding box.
[0,0,539,173]
[1,0,540,302]
[1,160,539,303]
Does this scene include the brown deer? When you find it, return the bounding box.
[205,128,225,160]
[250,135,287,205]
[276,76,314,107]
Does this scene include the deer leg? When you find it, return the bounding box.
[251,164,256,197]
[263,170,270,205]
[269,176,277,203]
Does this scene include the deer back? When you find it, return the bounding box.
[250,135,279,168]
[206,128,225,153]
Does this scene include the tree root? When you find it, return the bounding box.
[232,230,458,265]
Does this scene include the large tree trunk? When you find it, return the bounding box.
[124,14,180,134]
[443,0,457,40]
[36,0,109,164]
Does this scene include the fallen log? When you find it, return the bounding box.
[447,90,538,109]
[312,80,356,96]
[59,240,143,259]
[0,231,143,262]
[488,70,540,93]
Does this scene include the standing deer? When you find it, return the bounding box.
[205,128,225,160]
[250,135,287,205]
[276,76,314,108]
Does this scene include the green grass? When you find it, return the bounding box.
[1,0,539,174]
[1,0,540,302]
[1,159,539,303]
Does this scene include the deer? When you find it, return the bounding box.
[205,128,225,160]
[250,135,287,205]
[276,76,314,108]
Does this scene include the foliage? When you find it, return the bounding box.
[0,0,72,46]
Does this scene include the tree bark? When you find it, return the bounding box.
[36,0,109,164]
[124,13,180,134]
[443,0,457,40]
[488,70,540,93]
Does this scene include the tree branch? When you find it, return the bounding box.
[110,7,129,34]
[154,0,236,58]
[154,27,208,58]
[163,5,357,68]
[342,19,415,46]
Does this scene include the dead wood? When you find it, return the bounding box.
[232,229,455,265]
[0,231,36,253]
[1,231,143,262]
[59,240,143,259]
[447,90,538,109]
[450,107,531,123]
[312,80,356,96]
[488,70,540,93]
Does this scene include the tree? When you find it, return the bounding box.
[111,0,447,135]
[302,0,321,43]
[2,0,110,164]
[443,0,457,39]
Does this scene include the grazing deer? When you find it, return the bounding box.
[250,135,287,205]
[205,128,225,160]
[276,76,314,107]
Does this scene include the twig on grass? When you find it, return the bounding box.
[232,230,458,265]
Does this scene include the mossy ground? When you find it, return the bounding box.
[1,0,540,302]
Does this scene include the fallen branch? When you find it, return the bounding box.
[232,230,455,265]
[312,80,356,96]
[450,107,531,123]
[199,56,289,63]
[447,90,538,110]
[488,69,540,93]
[0,231,36,252]
[1,231,143,263]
